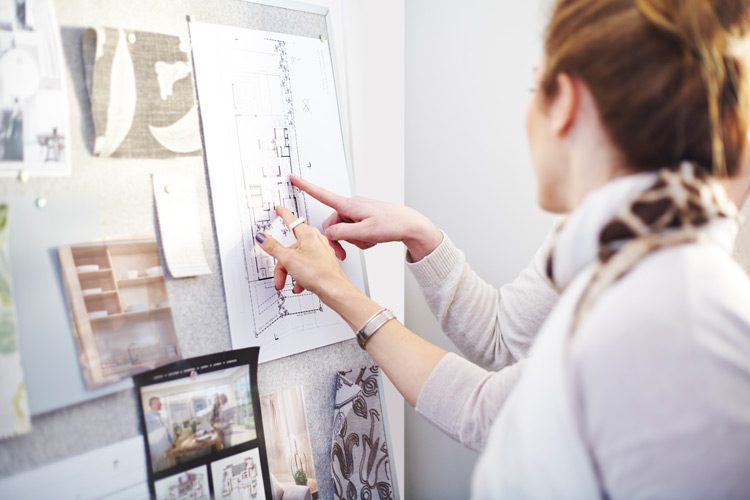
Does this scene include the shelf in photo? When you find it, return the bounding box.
[82,290,118,299]
[77,268,113,277]
[117,276,165,287]
[89,306,172,325]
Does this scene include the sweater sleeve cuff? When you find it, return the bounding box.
[406,232,465,289]
[415,352,488,439]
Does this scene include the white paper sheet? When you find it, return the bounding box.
[152,173,211,278]
[0,0,70,177]
[189,22,366,362]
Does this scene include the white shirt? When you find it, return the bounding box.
[145,409,173,458]
[411,174,750,499]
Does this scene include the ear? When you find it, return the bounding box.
[548,72,579,136]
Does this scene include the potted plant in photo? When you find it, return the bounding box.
[289,437,309,486]
[294,467,307,486]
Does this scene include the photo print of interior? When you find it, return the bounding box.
[140,365,257,474]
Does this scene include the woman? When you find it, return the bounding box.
[258,0,750,497]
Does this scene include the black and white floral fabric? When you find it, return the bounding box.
[331,365,395,500]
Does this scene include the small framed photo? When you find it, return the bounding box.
[134,348,271,499]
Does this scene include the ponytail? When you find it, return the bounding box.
[542,0,750,177]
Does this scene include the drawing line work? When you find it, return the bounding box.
[232,38,324,340]
[190,23,367,361]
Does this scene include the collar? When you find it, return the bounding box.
[549,173,739,291]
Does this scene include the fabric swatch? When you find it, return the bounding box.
[331,365,395,500]
[82,27,202,158]
[0,204,31,439]
[152,173,211,278]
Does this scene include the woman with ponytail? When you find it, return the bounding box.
[257,1,750,497]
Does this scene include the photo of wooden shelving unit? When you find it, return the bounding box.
[58,240,182,388]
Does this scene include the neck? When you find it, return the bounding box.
[720,173,750,210]
[564,144,629,211]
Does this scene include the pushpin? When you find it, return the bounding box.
[35,197,47,209]
[128,32,136,44]
[164,184,172,194]
[319,34,327,43]
[17,169,29,183]
[189,369,198,381]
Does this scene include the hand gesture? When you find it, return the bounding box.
[291,176,442,261]
[256,206,353,300]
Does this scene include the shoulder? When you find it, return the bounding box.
[572,241,750,362]
[569,242,750,498]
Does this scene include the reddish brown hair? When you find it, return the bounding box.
[541,0,750,177]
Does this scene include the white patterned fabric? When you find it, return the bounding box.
[82,27,202,158]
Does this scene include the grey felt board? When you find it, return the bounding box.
[0,1,377,498]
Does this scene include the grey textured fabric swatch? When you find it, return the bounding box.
[331,366,394,500]
[82,27,202,158]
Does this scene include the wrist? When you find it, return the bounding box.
[403,215,442,262]
[320,278,380,330]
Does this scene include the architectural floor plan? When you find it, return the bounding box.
[189,23,366,361]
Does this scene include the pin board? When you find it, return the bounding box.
[0,1,388,498]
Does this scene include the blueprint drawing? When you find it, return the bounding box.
[189,23,366,361]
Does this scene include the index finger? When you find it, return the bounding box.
[290,175,346,210]
[276,206,299,226]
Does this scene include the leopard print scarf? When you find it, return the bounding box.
[547,162,739,334]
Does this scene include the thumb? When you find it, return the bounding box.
[325,221,371,242]
[256,232,291,263]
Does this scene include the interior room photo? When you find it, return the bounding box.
[140,366,256,473]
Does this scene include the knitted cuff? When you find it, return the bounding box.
[406,231,465,289]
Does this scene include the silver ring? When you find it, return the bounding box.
[288,217,306,231]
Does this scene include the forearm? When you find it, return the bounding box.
[324,280,523,451]
[416,353,525,451]
[409,230,559,369]
[325,284,447,407]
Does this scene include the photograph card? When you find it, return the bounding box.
[134,347,271,500]
[260,385,318,498]
[0,0,70,177]
[210,447,267,500]
[154,465,210,500]
[58,239,182,388]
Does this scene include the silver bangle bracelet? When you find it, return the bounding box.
[355,308,396,349]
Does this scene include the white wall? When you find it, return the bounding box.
[404,1,553,497]
[341,2,406,498]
